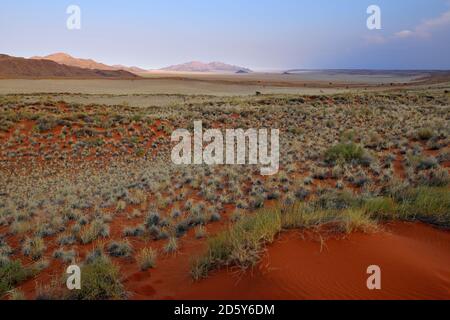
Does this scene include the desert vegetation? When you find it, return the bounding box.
[0,89,449,299]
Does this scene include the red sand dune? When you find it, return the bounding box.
[127,222,449,300]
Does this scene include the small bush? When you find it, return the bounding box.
[324,142,365,164]
[53,249,76,264]
[0,260,30,296]
[164,237,178,254]
[85,246,108,265]
[364,197,397,219]
[22,237,46,261]
[398,187,450,227]
[416,157,438,171]
[137,248,157,271]
[426,168,450,187]
[192,208,282,278]
[145,212,160,228]
[416,128,434,141]
[123,225,145,237]
[195,225,207,239]
[106,241,133,258]
[80,220,110,244]
[69,257,125,300]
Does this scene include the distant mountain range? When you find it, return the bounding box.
[0,52,253,78]
[160,61,252,73]
[0,54,139,79]
[31,54,252,74]
[31,53,148,74]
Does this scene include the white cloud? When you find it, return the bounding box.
[394,30,414,38]
[394,9,450,38]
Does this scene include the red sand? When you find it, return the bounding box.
[128,222,449,300]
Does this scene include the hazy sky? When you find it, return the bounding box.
[1,0,450,70]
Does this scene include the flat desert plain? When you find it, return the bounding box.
[0,71,449,300]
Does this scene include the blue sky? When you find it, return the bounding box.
[1,0,449,69]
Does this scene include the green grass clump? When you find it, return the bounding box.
[191,209,282,280]
[324,142,365,164]
[0,260,30,297]
[69,257,125,300]
[363,197,397,219]
[416,128,434,141]
[396,187,450,227]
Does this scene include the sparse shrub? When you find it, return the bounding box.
[195,225,207,239]
[106,240,133,258]
[145,211,160,228]
[312,167,328,180]
[0,260,30,296]
[340,209,378,234]
[130,209,142,219]
[170,208,182,219]
[22,237,46,260]
[191,208,282,278]
[416,157,438,171]
[80,219,110,244]
[175,220,190,238]
[425,168,450,187]
[384,179,411,202]
[294,187,309,200]
[164,237,178,254]
[148,225,161,239]
[364,197,397,220]
[10,220,31,235]
[53,249,76,264]
[35,116,58,133]
[123,225,145,237]
[184,199,193,211]
[189,204,207,225]
[315,190,358,210]
[137,248,157,270]
[416,128,434,141]
[283,192,296,206]
[68,257,125,300]
[209,212,221,222]
[85,246,108,265]
[353,172,370,187]
[249,194,265,209]
[397,187,450,227]
[324,142,365,164]
[116,200,127,212]
[0,254,10,267]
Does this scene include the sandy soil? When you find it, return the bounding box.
[0,79,358,96]
[2,70,445,96]
[160,222,450,300]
